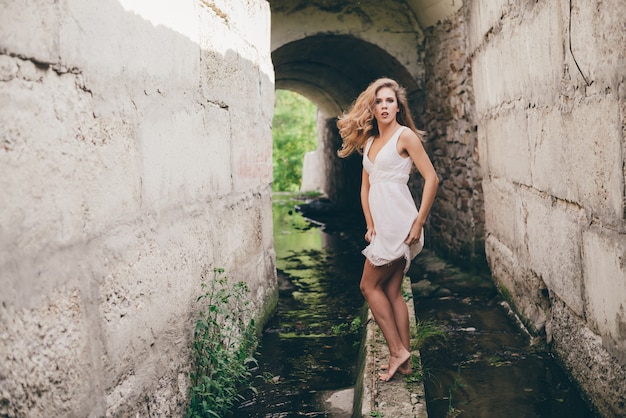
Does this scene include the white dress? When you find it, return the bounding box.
[362,126,424,273]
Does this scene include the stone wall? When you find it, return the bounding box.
[420,8,485,268]
[467,0,626,415]
[0,0,277,416]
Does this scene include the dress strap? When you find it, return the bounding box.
[390,126,406,145]
[363,136,374,155]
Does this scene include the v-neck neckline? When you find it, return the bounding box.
[366,126,403,164]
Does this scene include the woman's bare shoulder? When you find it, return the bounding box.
[398,127,423,150]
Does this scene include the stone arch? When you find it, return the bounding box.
[273,34,420,116]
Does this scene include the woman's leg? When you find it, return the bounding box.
[382,262,412,374]
[360,259,411,381]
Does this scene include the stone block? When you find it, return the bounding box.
[198,10,273,193]
[0,0,59,63]
[486,234,550,335]
[231,117,273,191]
[100,217,213,416]
[0,60,141,270]
[567,0,626,87]
[482,107,532,185]
[482,178,519,251]
[60,0,202,108]
[466,0,508,52]
[197,0,271,54]
[100,191,274,414]
[582,227,626,360]
[485,233,516,294]
[472,1,562,116]
[523,189,586,316]
[141,104,232,206]
[529,100,623,221]
[0,290,100,417]
[551,298,626,418]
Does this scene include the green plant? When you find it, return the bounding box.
[272,90,318,192]
[405,320,445,390]
[331,316,362,336]
[350,316,362,333]
[186,268,258,418]
[369,411,384,417]
[411,319,447,351]
[331,322,349,335]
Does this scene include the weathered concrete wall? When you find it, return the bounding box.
[0,0,277,416]
[467,0,626,415]
[419,8,484,268]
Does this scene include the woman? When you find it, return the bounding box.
[337,78,438,381]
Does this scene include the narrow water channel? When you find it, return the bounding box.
[233,193,367,417]
[235,193,602,418]
[411,250,602,418]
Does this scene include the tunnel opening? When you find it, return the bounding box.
[272,34,426,211]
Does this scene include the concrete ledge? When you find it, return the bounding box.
[356,277,428,418]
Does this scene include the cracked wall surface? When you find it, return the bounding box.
[0,0,277,416]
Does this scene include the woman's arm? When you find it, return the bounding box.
[398,130,439,245]
[361,168,376,243]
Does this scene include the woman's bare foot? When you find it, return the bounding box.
[380,359,412,375]
[378,349,411,381]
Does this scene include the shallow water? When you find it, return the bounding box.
[411,250,602,418]
[232,193,367,417]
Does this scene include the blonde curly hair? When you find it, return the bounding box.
[337,77,424,158]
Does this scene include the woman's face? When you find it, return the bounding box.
[374,86,399,125]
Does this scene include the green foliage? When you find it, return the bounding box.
[405,320,447,390]
[331,316,362,336]
[411,319,448,351]
[272,90,318,192]
[186,268,258,418]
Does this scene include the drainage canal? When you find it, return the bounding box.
[235,193,602,417]
[233,193,367,417]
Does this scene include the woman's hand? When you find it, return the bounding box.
[365,227,376,243]
[404,220,423,246]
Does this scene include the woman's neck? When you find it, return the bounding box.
[378,121,400,139]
